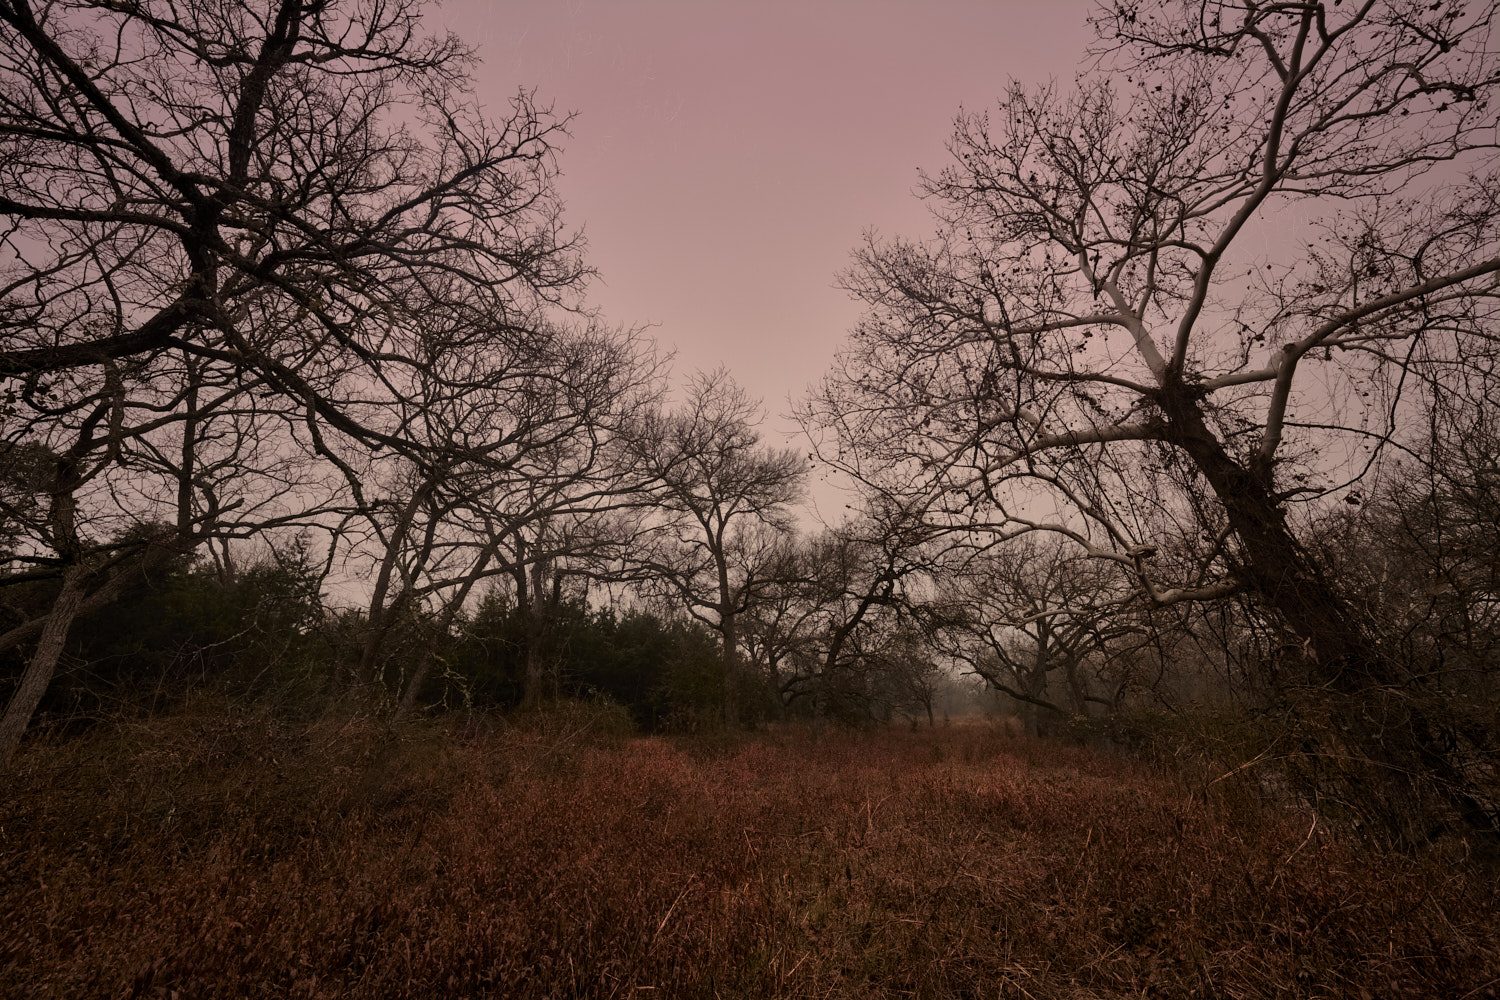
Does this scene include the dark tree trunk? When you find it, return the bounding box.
[716,556,738,729]
[359,485,431,686]
[394,544,498,724]
[1064,659,1091,719]
[720,608,738,728]
[395,651,436,721]
[1161,389,1498,840]
[1018,625,1051,738]
[521,556,551,709]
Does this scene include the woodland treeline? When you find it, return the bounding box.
[1,0,1497,847]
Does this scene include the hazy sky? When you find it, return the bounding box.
[436,1,1093,445]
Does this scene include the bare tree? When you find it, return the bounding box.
[0,0,591,762]
[804,1,1500,839]
[775,499,936,727]
[739,541,823,710]
[350,320,662,709]
[941,536,1147,736]
[628,370,805,726]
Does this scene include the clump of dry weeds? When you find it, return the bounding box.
[1,707,1495,998]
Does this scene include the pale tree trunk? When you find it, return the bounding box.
[0,564,87,767]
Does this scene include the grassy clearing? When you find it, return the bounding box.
[1,708,1496,998]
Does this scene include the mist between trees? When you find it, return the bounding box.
[1,0,1497,852]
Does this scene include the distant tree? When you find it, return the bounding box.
[857,623,945,729]
[347,321,661,711]
[628,370,805,726]
[941,536,1148,736]
[740,542,823,710]
[426,591,727,731]
[784,500,935,727]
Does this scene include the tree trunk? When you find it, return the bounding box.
[716,555,738,729]
[394,543,498,724]
[811,664,826,739]
[720,607,738,728]
[395,652,436,721]
[548,568,563,700]
[1162,389,1498,840]
[0,564,87,767]
[1021,626,1050,738]
[1064,659,1091,719]
[522,560,558,707]
[359,485,431,685]
[521,556,550,709]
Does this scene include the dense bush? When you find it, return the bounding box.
[0,537,328,732]
[3,548,780,738]
[432,594,777,731]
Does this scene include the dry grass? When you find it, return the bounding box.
[2,706,1497,999]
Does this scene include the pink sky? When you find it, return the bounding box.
[437,1,1092,445]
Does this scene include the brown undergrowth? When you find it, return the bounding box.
[2,703,1496,999]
